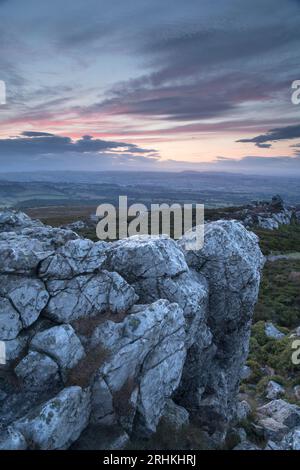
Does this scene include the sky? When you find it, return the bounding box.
[0,0,300,174]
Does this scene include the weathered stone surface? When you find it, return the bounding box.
[20,226,79,249]
[91,300,186,435]
[0,209,43,233]
[0,297,22,340]
[258,417,288,442]
[0,210,265,449]
[90,377,115,426]
[104,235,188,282]
[0,234,53,274]
[0,222,78,275]
[233,440,261,450]
[265,440,283,450]
[45,271,138,322]
[0,275,49,328]
[236,400,251,421]
[162,399,189,430]
[0,426,27,450]
[281,427,300,450]
[13,386,91,449]
[0,389,7,401]
[179,220,264,436]
[15,351,60,391]
[265,322,285,340]
[257,400,300,428]
[133,270,209,348]
[30,324,85,372]
[39,239,107,280]
[266,381,285,400]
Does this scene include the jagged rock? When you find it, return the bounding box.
[271,195,285,210]
[39,239,107,280]
[266,381,285,400]
[20,226,79,249]
[265,440,283,450]
[13,386,91,450]
[258,216,279,230]
[90,377,115,426]
[233,440,261,450]
[162,399,189,430]
[132,269,209,348]
[90,300,186,436]
[0,210,264,449]
[0,209,43,233]
[0,234,53,274]
[4,332,30,362]
[30,324,85,373]
[257,399,300,428]
[0,225,78,275]
[0,426,27,450]
[179,220,264,436]
[258,417,288,442]
[104,235,188,282]
[281,427,300,450]
[264,323,285,340]
[236,400,251,421]
[0,297,22,340]
[0,390,8,401]
[45,271,138,322]
[15,351,60,391]
[0,275,49,328]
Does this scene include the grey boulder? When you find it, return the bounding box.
[45,271,138,322]
[13,386,91,449]
[30,324,85,373]
[15,351,60,391]
[39,239,107,280]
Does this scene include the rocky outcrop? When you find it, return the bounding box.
[0,210,264,449]
[212,195,297,231]
[177,221,264,440]
[255,400,300,449]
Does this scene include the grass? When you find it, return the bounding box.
[71,311,128,337]
[240,222,300,412]
[254,259,300,328]
[253,222,300,255]
[66,345,109,388]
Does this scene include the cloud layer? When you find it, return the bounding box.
[237,125,300,148]
[1,0,300,171]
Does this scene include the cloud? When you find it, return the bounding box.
[255,143,272,149]
[1,0,300,169]
[237,124,300,147]
[212,154,300,175]
[1,130,300,175]
[22,131,56,137]
[0,131,156,155]
[86,71,286,122]
[0,132,159,171]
